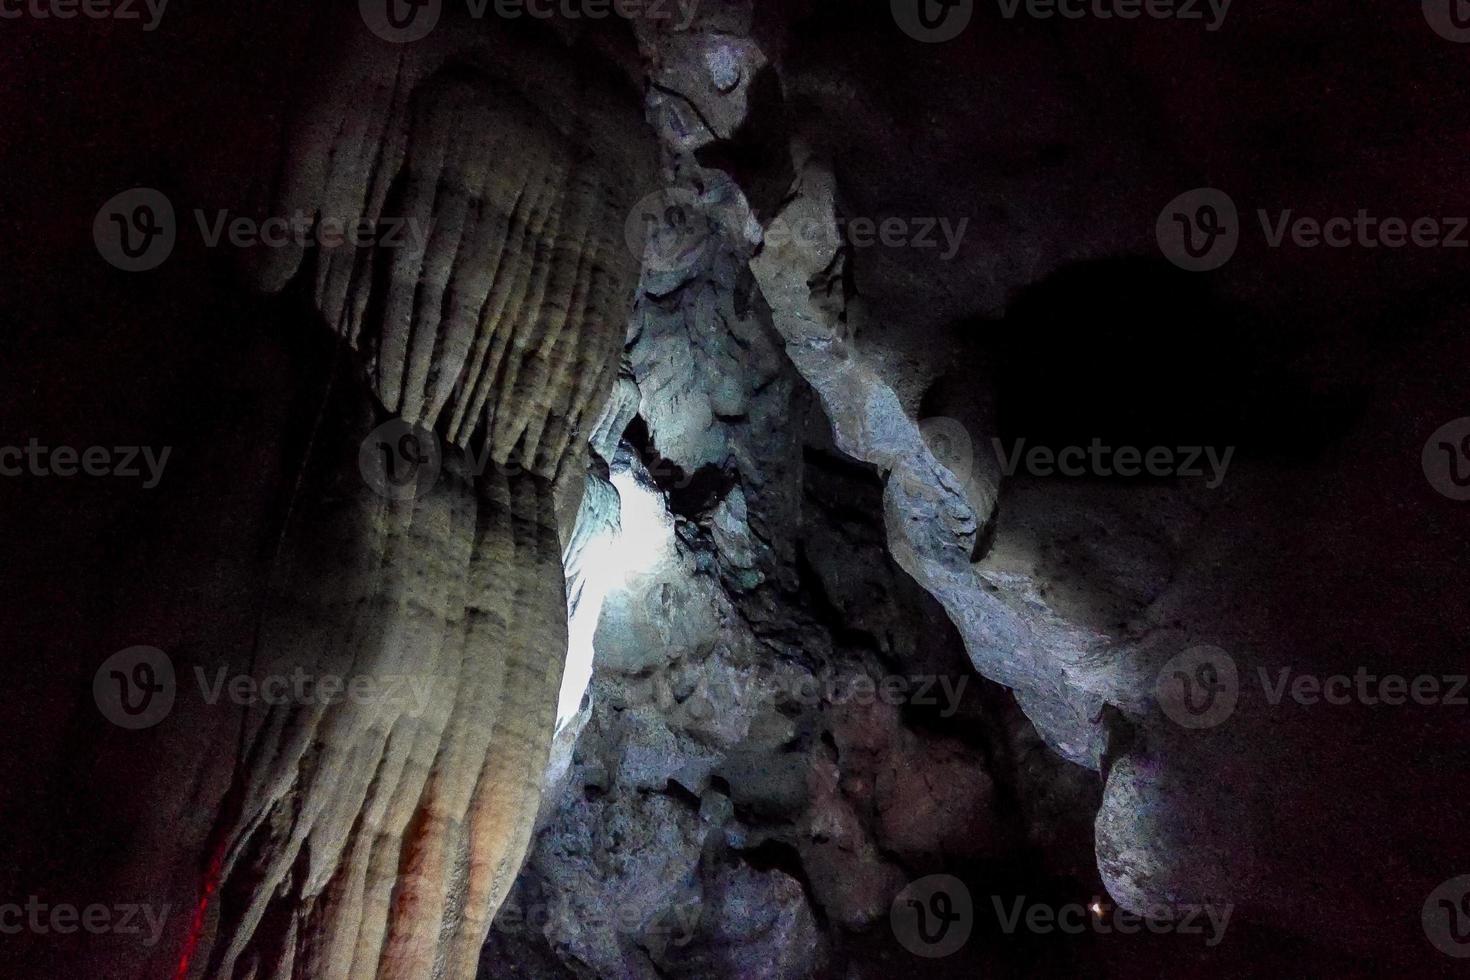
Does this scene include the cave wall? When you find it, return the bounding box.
[0,5,657,978]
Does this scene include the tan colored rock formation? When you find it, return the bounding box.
[187,17,655,979]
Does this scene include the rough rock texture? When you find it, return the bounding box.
[0,9,656,980]
[247,17,650,482]
[201,389,568,980]
[195,15,657,978]
[479,140,1099,978]
[7,1,1470,977]
[489,2,1470,973]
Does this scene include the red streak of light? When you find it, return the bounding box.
[174,837,227,980]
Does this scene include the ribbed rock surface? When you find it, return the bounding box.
[193,16,655,980]
[200,397,567,980]
[248,22,648,483]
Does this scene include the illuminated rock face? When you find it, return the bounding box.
[249,26,647,482]
[188,16,655,980]
[201,402,568,980]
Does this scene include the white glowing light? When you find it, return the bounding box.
[606,470,674,585]
[556,527,618,729]
[553,470,675,730]
[1089,901,1105,916]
